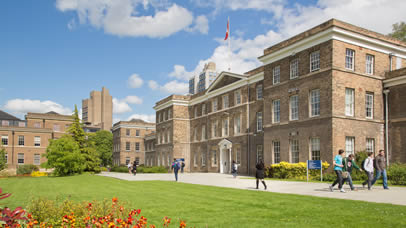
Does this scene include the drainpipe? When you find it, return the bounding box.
[389,53,393,72]
[383,89,390,167]
[247,82,251,176]
[12,130,15,167]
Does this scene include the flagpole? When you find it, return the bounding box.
[228,16,231,71]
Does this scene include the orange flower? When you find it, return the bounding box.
[112,197,118,203]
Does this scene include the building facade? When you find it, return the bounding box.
[152,19,406,175]
[189,62,218,95]
[82,87,113,131]
[112,119,155,166]
[144,132,156,167]
[0,111,73,168]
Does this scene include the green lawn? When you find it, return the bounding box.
[1,174,405,227]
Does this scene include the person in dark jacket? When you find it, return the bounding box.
[255,160,267,190]
[171,158,180,181]
[231,160,238,178]
[132,161,137,176]
[342,154,361,190]
[371,150,389,189]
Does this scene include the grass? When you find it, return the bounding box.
[1,174,406,227]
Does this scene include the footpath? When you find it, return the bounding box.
[98,172,406,206]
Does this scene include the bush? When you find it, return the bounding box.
[388,163,406,185]
[110,166,129,173]
[31,171,48,177]
[111,165,168,174]
[17,164,39,175]
[266,161,329,180]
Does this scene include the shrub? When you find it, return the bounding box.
[266,161,329,180]
[31,171,48,177]
[111,165,168,173]
[0,147,7,171]
[17,164,39,175]
[387,163,406,185]
[110,166,129,173]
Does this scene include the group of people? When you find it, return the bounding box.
[330,149,389,192]
[127,160,138,176]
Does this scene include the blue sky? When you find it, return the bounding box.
[1,0,405,123]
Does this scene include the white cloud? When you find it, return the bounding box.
[124,95,143,104]
[67,18,76,30]
[127,114,156,123]
[4,99,72,115]
[128,74,144,88]
[148,80,159,90]
[112,98,132,114]
[169,65,194,81]
[56,0,206,38]
[186,15,209,34]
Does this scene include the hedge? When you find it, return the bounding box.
[266,161,330,180]
[16,164,39,175]
[110,165,168,174]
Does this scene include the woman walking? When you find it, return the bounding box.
[362,152,374,190]
[255,160,267,190]
[329,149,346,192]
[231,160,238,178]
[132,160,137,176]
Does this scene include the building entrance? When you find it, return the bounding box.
[218,139,232,174]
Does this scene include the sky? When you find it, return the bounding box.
[1,0,405,124]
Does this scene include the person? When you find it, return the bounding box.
[362,152,374,190]
[181,161,185,173]
[171,158,180,181]
[342,154,361,191]
[255,160,267,190]
[231,160,238,178]
[371,150,389,190]
[127,162,132,174]
[329,149,346,193]
[132,161,137,176]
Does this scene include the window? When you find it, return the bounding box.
[135,157,140,165]
[235,90,241,105]
[163,111,166,121]
[157,133,160,144]
[256,84,263,99]
[34,154,41,165]
[18,122,26,127]
[1,120,9,126]
[235,146,241,164]
[273,66,280,84]
[366,55,374,75]
[53,124,60,132]
[273,141,280,164]
[194,153,198,167]
[34,122,41,128]
[256,112,263,132]
[310,138,320,160]
[202,125,206,141]
[158,113,161,123]
[18,153,24,164]
[290,59,299,79]
[234,115,241,134]
[345,137,355,155]
[290,139,299,163]
[194,127,198,141]
[212,120,218,138]
[366,92,374,119]
[345,88,355,116]
[18,136,24,146]
[201,152,206,166]
[135,142,140,151]
[273,100,280,123]
[1,136,8,146]
[345,49,355,70]
[366,138,375,153]
[222,119,229,137]
[167,130,170,143]
[212,150,217,166]
[310,51,320,72]
[126,129,130,136]
[194,107,198,118]
[256,145,263,163]
[34,136,41,147]
[136,130,140,137]
[168,109,172,119]
[223,95,229,109]
[290,95,299,120]
[212,99,218,112]
[126,142,130,151]
[310,89,320,117]
[202,104,206,115]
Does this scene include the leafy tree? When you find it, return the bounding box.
[43,135,85,176]
[389,22,406,42]
[68,105,86,148]
[0,146,7,171]
[88,130,113,167]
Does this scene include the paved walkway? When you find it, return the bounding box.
[98,172,406,206]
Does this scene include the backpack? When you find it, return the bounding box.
[361,159,367,170]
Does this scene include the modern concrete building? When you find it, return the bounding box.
[189,62,218,94]
[82,87,113,131]
[0,111,73,168]
[152,19,406,174]
[112,119,155,166]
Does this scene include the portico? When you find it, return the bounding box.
[218,139,232,174]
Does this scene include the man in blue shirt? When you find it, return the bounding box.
[329,149,346,192]
[171,158,180,181]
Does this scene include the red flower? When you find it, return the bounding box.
[112,197,118,203]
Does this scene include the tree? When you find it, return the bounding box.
[0,146,7,171]
[43,135,85,176]
[68,105,86,148]
[88,130,113,167]
[389,22,406,42]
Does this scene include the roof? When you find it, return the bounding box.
[0,110,21,121]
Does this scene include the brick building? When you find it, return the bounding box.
[144,132,156,166]
[112,119,155,166]
[0,111,73,168]
[152,19,406,175]
[82,87,113,131]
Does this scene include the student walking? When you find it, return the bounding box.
[255,160,267,190]
[329,149,346,193]
[362,152,374,190]
[342,154,361,191]
[132,161,137,176]
[231,160,238,178]
[127,162,132,174]
[371,150,389,190]
[181,162,185,173]
[171,159,180,181]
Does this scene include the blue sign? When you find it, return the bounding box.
[176,158,185,162]
[308,160,322,169]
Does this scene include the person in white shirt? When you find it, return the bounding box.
[127,162,132,174]
[362,152,374,190]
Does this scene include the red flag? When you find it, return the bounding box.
[224,18,229,40]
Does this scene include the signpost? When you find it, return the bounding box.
[307,160,322,182]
